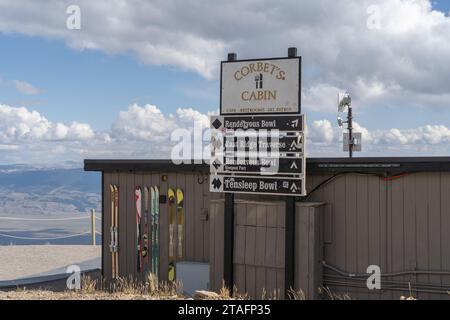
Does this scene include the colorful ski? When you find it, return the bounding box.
[114,185,119,278]
[135,187,142,273]
[154,186,160,279]
[168,188,176,281]
[109,185,116,279]
[151,186,156,275]
[142,187,150,274]
[109,185,119,279]
[176,188,184,260]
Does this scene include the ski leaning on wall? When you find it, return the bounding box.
[154,186,160,279]
[142,187,150,275]
[135,187,142,273]
[168,188,176,281]
[151,186,160,278]
[176,188,184,260]
[109,185,119,279]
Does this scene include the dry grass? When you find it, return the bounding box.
[318,287,352,300]
[0,273,184,300]
[0,275,356,301]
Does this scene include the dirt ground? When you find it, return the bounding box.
[0,290,181,300]
[0,245,101,281]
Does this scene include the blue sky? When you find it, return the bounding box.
[1,0,450,164]
[433,0,450,13]
[0,35,217,131]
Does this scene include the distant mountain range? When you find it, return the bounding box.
[0,165,101,245]
[0,165,101,215]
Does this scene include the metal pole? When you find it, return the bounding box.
[348,106,353,158]
[91,209,96,246]
[223,52,237,295]
[285,47,298,299]
[284,197,295,299]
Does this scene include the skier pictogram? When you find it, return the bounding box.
[255,73,263,89]
[212,159,222,170]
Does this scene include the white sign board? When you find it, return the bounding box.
[221,58,301,115]
[343,132,362,152]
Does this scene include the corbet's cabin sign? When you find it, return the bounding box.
[220,57,301,115]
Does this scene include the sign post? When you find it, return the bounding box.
[212,48,304,298]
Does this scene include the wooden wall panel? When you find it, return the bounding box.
[441,173,450,294]
[158,173,169,282]
[415,173,429,300]
[202,174,210,262]
[356,175,369,300]
[391,178,404,299]
[101,170,450,299]
[428,172,442,300]
[103,173,112,282]
[126,173,136,279]
[403,174,417,297]
[368,176,381,300]
[118,173,128,278]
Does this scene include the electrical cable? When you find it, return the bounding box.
[302,171,411,201]
[323,261,450,277]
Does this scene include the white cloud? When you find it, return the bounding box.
[3,102,450,164]
[0,104,94,142]
[13,80,41,95]
[0,0,449,112]
[308,120,337,144]
[112,103,209,142]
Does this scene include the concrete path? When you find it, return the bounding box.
[0,245,101,281]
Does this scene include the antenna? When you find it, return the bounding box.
[337,91,361,158]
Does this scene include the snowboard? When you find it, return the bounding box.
[176,188,184,260]
[135,187,142,273]
[109,185,119,279]
[168,188,176,281]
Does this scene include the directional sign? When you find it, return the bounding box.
[210,156,303,175]
[220,57,301,115]
[211,115,304,132]
[210,175,305,196]
[223,133,304,154]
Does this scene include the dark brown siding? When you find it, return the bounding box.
[307,172,450,300]
[102,171,210,282]
[210,199,323,299]
[100,167,450,299]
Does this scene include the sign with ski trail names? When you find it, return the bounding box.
[210,175,305,196]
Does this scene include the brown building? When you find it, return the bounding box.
[85,157,450,300]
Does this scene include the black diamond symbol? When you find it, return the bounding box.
[212,178,222,190]
[212,159,222,170]
[212,118,222,129]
